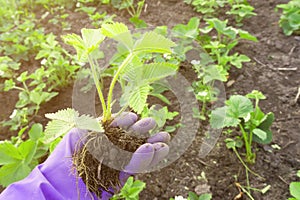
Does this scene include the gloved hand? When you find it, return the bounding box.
[0,112,170,200]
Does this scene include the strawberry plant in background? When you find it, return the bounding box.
[184,0,256,26]
[110,177,145,200]
[0,123,48,187]
[199,17,257,72]
[210,90,274,198]
[108,0,147,28]
[226,3,256,26]
[210,90,274,163]
[276,0,300,36]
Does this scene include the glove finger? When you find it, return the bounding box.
[101,188,114,200]
[147,132,171,143]
[129,117,156,135]
[149,142,169,167]
[124,143,155,174]
[110,112,138,129]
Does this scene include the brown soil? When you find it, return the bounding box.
[1,0,299,199]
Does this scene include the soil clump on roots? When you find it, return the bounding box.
[73,121,147,197]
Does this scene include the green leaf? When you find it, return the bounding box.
[133,31,176,54]
[230,54,250,69]
[297,170,300,178]
[199,193,212,200]
[44,120,74,144]
[253,112,274,144]
[253,128,267,141]
[28,123,43,141]
[210,95,254,129]
[62,29,105,62]
[249,107,266,126]
[16,91,30,108]
[172,17,200,39]
[101,22,133,49]
[45,108,79,122]
[150,93,171,105]
[124,62,178,84]
[76,115,104,132]
[62,33,86,61]
[238,29,258,42]
[210,107,240,128]
[128,85,151,114]
[29,91,58,105]
[18,140,37,165]
[225,138,237,149]
[4,79,15,91]
[290,182,300,199]
[258,112,274,130]
[246,90,266,100]
[81,28,105,53]
[0,142,22,165]
[129,17,147,28]
[0,163,31,187]
[226,95,253,119]
[210,107,227,129]
[203,65,228,83]
[188,191,199,200]
[126,178,146,198]
[44,108,103,143]
[141,62,178,83]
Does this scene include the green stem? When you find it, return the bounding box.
[88,55,107,117]
[104,53,134,121]
[239,123,253,162]
[245,166,251,194]
[232,147,263,179]
[13,86,25,91]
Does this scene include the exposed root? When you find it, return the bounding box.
[72,124,146,198]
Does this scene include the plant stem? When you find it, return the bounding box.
[239,123,254,163]
[88,55,107,117]
[232,147,263,179]
[104,53,134,121]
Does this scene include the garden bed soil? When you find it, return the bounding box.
[0,0,299,199]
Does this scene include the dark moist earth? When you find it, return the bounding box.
[0,0,299,199]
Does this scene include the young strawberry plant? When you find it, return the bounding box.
[0,123,48,187]
[226,4,256,26]
[184,0,227,16]
[3,71,58,130]
[43,22,178,197]
[276,0,300,36]
[171,17,227,120]
[110,0,147,28]
[199,18,257,73]
[110,177,145,200]
[210,90,274,163]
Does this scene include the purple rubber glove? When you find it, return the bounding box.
[0,112,170,200]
